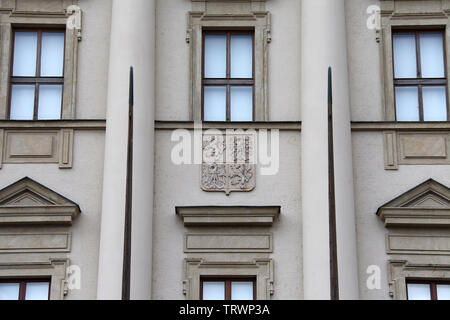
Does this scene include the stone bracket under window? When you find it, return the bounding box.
[0,0,82,120]
[188,0,270,121]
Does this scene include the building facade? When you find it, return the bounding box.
[0,0,449,300]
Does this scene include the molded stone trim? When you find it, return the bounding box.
[0,120,106,130]
[0,129,75,169]
[156,120,450,132]
[351,122,450,132]
[155,121,301,131]
[377,179,450,227]
[387,234,450,255]
[184,233,273,253]
[183,258,274,300]
[176,206,280,227]
[0,232,71,253]
[382,131,450,169]
[0,258,69,300]
[389,260,450,300]
[0,177,81,226]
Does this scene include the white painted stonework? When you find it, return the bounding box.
[0,0,449,301]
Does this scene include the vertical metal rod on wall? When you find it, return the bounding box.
[122,66,134,300]
[328,67,340,300]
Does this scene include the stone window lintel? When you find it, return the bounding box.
[176,206,280,227]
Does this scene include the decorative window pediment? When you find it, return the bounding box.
[377,179,450,228]
[0,177,80,226]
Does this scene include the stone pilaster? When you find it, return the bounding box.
[97,0,155,300]
[301,0,359,300]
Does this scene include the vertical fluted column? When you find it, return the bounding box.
[97,0,155,300]
[301,0,359,300]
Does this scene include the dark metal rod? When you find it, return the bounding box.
[328,67,339,300]
[122,66,134,300]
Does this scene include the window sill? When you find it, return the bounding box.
[0,119,106,130]
[155,121,301,131]
[352,121,450,131]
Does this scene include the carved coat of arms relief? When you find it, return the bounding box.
[201,133,256,195]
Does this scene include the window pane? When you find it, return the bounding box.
[408,284,432,300]
[204,34,227,78]
[25,282,49,300]
[231,282,254,300]
[423,86,447,121]
[10,85,35,120]
[393,34,417,79]
[230,86,253,121]
[13,32,38,77]
[0,283,20,300]
[437,285,450,300]
[38,85,62,120]
[231,34,253,78]
[420,33,445,78]
[203,282,225,300]
[204,86,226,121]
[41,32,65,77]
[395,86,419,121]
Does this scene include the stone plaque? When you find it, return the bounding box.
[185,234,273,253]
[201,133,256,195]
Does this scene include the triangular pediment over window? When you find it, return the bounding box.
[377,179,450,228]
[0,177,80,226]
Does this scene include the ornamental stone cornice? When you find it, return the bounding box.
[176,206,280,227]
[377,179,450,228]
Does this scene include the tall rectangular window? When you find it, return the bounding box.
[0,279,50,300]
[393,30,448,122]
[407,280,450,300]
[201,278,256,301]
[203,31,254,122]
[9,29,65,120]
